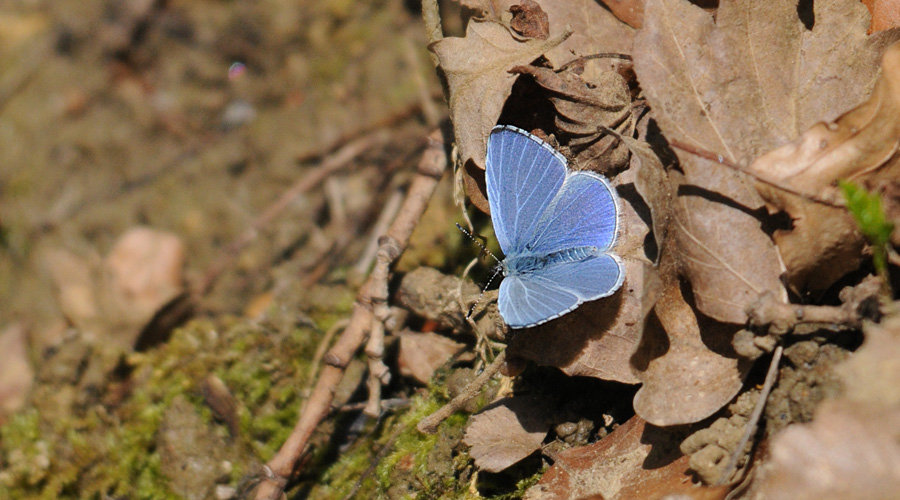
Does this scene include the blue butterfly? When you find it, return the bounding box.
[485,125,624,328]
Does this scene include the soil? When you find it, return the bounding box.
[0,0,459,498]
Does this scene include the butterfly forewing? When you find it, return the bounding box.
[528,171,620,255]
[486,125,566,256]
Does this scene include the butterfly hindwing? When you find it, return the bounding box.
[498,253,624,328]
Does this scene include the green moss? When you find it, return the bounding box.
[0,308,335,499]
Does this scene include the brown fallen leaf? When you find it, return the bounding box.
[509,0,549,40]
[631,252,749,426]
[463,395,553,472]
[465,0,636,65]
[511,64,632,172]
[747,42,900,293]
[430,18,569,179]
[525,416,729,500]
[633,0,900,316]
[632,0,796,323]
[597,0,645,29]
[614,125,674,260]
[864,0,900,34]
[396,329,465,384]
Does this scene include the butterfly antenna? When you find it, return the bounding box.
[465,265,503,321]
[456,223,505,322]
[455,223,501,264]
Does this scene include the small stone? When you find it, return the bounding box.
[785,341,819,367]
[554,422,578,439]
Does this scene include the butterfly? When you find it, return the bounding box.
[485,125,624,328]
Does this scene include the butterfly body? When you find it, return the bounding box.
[502,246,603,276]
[485,125,624,328]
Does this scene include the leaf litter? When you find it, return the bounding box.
[422,0,900,498]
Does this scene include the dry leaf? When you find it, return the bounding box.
[526,0,635,67]
[430,19,569,173]
[864,0,900,33]
[511,64,632,171]
[525,416,729,500]
[634,0,816,323]
[597,0,645,29]
[509,0,549,40]
[631,253,749,426]
[396,329,465,384]
[747,42,900,292]
[616,128,673,259]
[463,396,553,472]
[755,400,900,500]
[461,0,635,65]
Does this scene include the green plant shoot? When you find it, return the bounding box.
[840,180,894,288]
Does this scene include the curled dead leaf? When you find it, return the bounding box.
[526,416,729,500]
[511,64,632,172]
[509,0,549,40]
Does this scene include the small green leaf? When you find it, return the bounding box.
[840,180,894,280]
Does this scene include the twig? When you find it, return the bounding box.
[302,319,349,398]
[745,291,862,335]
[353,189,405,277]
[717,345,783,486]
[417,350,506,434]
[251,128,447,500]
[669,139,843,207]
[197,130,390,297]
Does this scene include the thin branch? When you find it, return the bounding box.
[669,139,843,207]
[417,350,506,434]
[717,345,783,486]
[251,128,447,500]
[745,290,862,335]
